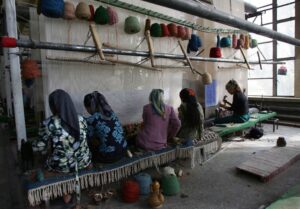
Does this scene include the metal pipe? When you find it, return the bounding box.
[142,0,300,46]
[15,39,285,65]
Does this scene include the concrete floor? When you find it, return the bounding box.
[1,124,300,209]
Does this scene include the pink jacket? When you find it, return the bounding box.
[137,104,181,151]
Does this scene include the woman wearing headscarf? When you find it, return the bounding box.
[215,79,249,124]
[84,91,127,163]
[137,89,181,151]
[177,88,204,141]
[33,89,91,173]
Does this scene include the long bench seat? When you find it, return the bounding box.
[209,112,277,137]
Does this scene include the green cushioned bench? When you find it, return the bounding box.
[209,112,277,137]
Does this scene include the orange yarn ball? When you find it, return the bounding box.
[21,59,41,80]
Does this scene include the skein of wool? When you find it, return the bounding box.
[107,6,118,25]
[239,34,245,48]
[160,23,170,37]
[182,27,191,40]
[21,59,41,80]
[134,173,152,195]
[210,34,222,58]
[150,23,162,37]
[41,0,64,18]
[236,38,244,49]
[88,5,95,21]
[168,23,178,37]
[75,2,91,20]
[232,34,237,48]
[122,180,140,203]
[161,175,180,196]
[94,6,109,25]
[244,34,250,49]
[251,38,258,48]
[220,36,231,48]
[144,19,151,34]
[63,1,75,20]
[177,26,186,39]
[187,34,202,53]
[124,16,141,34]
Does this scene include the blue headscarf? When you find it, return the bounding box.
[149,89,165,118]
[49,89,80,140]
[84,91,113,118]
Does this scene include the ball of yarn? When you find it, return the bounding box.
[187,34,202,53]
[107,6,118,25]
[88,5,95,21]
[232,34,237,48]
[150,23,162,37]
[75,2,91,20]
[161,175,180,196]
[177,26,186,39]
[63,1,75,20]
[277,137,287,147]
[236,39,244,49]
[162,166,176,176]
[41,0,64,18]
[160,23,170,37]
[124,16,141,34]
[134,173,152,195]
[244,35,250,49]
[278,65,287,75]
[144,18,151,34]
[122,180,140,203]
[94,6,109,25]
[209,47,222,58]
[21,59,41,80]
[251,39,258,48]
[220,36,231,48]
[168,23,178,37]
[182,27,191,40]
[239,34,245,48]
[202,72,212,85]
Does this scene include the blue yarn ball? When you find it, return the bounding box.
[187,34,202,53]
[220,37,231,48]
[134,172,152,195]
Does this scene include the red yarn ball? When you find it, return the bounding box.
[122,180,140,203]
[209,47,222,58]
[160,23,170,37]
[167,23,178,37]
[177,26,186,39]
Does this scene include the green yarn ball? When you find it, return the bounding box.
[124,16,141,34]
[251,39,258,48]
[94,6,109,25]
[161,175,180,196]
[150,23,162,37]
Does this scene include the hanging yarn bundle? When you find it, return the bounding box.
[202,72,213,85]
[182,27,191,40]
[144,19,151,34]
[177,26,186,39]
[251,38,258,48]
[107,6,118,25]
[40,0,64,18]
[209,34,222,58]
[124,16,141,34]
[161,175,180,196]
[94,6,109,25]
[168,23,178,37]
[244,34,250,49]
[237,34,245,49]
[220,36,231,48]
[21,59,41,80]
[122,180,140,203]
[150,23,162,37]
[75,2,91,20]
[232,34,237,48]
[278,65,287,75]
[160,23,170,37]
[63,1,75,20]
[88,5,95,21]
[187,34,202,53]
[134,172,152,195]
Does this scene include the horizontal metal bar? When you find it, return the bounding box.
[248,77,273,80]
[15,39,285,65]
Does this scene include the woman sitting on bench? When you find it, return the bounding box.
[84,91,128,163]
[215,79,250,124]
[177,88,204,142]
[137,89,181,151]
[33,89,91,173]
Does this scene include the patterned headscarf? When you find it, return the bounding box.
[179,88,197,104]
[84,91,113,118]
[149,89,165,118]
[49,89,80,140]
